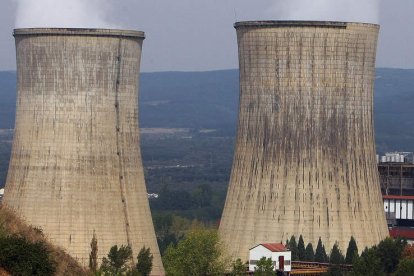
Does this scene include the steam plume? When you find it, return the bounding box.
[14,0,117,28]
[270,0,379,24]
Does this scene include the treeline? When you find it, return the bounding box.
[156,228,414,276]
[149,183,225,224]
[142,134,234,192]
[88,232,154,276]
[286,235,414,275]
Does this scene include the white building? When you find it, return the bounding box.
[379,152,414,164]
[249,243,292,273]
[0,188,4,201]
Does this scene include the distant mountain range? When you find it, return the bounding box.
[1,68,414,153]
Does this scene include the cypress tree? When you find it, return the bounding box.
[305,243,315,262]
[323,245,329,262]
[345,236,358,264]
[288,235,298,261]
[315,237,327,263]
[136,246,153,276]
[298,235,306,261]
[330,243,344,264]
[328,243,345,276]
[89,231,98,273]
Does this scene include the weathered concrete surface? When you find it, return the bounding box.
[219,21,389,261]
[4,28,164,275]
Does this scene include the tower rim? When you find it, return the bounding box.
[13,28,145,39]
[234,20,379,29]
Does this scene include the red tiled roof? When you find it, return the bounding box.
[261,243,287,252]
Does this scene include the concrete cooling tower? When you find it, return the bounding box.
[3,28,164,275]
[219,21,389,261]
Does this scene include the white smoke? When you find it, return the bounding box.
[269,0,379,24]
[14,0,118,28]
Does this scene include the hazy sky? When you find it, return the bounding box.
[0,0,413,72]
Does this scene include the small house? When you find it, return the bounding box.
[249,243,291,273]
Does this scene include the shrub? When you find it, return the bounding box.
[254,257,274,276]
[395,258,414,276]
[0,235,55,275]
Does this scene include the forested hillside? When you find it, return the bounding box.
[1,69,413,151]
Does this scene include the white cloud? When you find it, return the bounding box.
[268,0,379,23]
[14,0,117,28]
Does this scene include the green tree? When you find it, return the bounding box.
[100,245,133,275]
[328,243,344,276]
[89,231,98,273]
[345,236,358,264]
[305,243,315,262]
[315,237,328,263]
[351,247,384,276]
[231,258,246,276]
[297,235,306,261]
[163,229,226,276]
[0,235,55,276]
[191,184,213,208]
[288,235,298,261]
[136,246,153,276]
[254,257,274,276]
[377,237,405,274]
[395,258,414,276]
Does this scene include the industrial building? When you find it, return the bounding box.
[379,154,414,242]
[219,21,389,262]
[378,152,414,196]
[3,28,164,275]
[379,163,414,196]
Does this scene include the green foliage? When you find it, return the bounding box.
[254,257,274,276]
[100,245,133,275]
[152,213,181,255]
[297,235,306,261]
[152,214,210,256]
[305,243,315,262]
[0,235,55,276]
[329,243,344,264]
[351,247,384,276]
[395,258,414,276]
[345,236,358,264]
[315,237,328,263]
[136,246,153,276]
[192,184,213,208]
[89,231,98,273]
[328,243,344,276]
[288,235,298,261]
[376,237,406,274]
[163,229,226,276]
[230,258,246,276]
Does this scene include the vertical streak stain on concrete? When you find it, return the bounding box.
[3,28,164,275]
[219,21,389,261]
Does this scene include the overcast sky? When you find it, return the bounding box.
[0,0,413,72]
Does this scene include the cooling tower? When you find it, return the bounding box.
[4,28,164,275]
[219,21,389,260]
